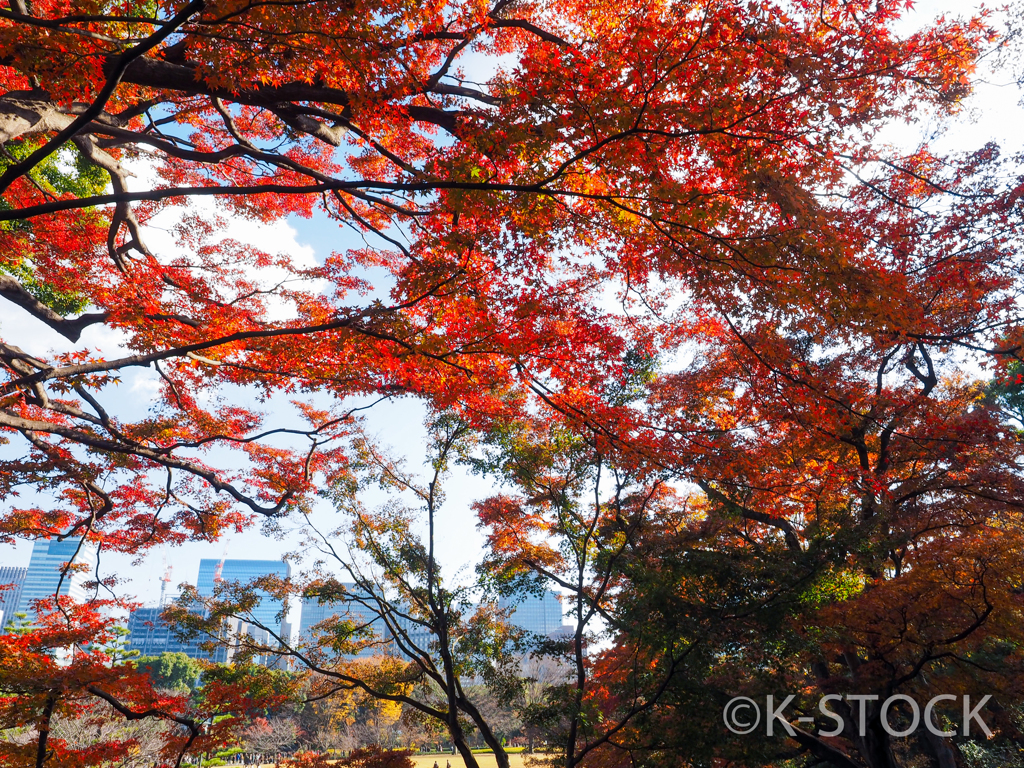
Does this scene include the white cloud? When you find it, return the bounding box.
[127,159,323,322]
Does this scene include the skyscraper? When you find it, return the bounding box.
[14,539,99,617]
[196,558,291,638]
[0,566,27,627]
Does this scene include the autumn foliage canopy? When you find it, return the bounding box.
[1,0,1023,766]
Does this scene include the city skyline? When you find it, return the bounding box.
[2,539,571,669]
[121,577,569,668]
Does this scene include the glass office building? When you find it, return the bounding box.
[14,538,99,617]
[0,566,27,627]
[196,558,291,637]
[127,606,207,659]
[498,590,566,637]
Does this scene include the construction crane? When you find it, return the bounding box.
[213,540,230,585]
[158,553,173,607]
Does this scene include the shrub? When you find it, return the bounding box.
[342,744,415,768]
[282,751,333,767]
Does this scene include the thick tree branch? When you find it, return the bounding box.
[85,686,201,768]
[788,726,865,768]
[698,481,802,552]
[0,274,108,341]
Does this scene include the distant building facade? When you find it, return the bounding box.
[125,558,292,667]
[498,590,566,637]
[127,607,206,659]
[126,606,271,665]
[386,609,434,659]
[0,566,27,627]
[299,585,388,658]
[13,539,99,618]
[196,558,291,639]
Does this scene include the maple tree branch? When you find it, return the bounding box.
[712,310,958,471]
[331,190,414,258]
[210,96,256,149]
[487,18,569,45]
[905,333,1023,358]
[34,694,57,768]
[1,265,472,397]
[3,11,168,24]
[0,183,318,220]
[874,343,938,474]
[300,514,448,679]
[570,642,695,766]
[19,433,111,608]
[71,133,155,267]
[889,651,957,692]
[842,152,982,200]
[0,9,121,42]
[205,598,452,721]
[873,345,901,400]
[2,409,294,516]
[0,0,206,195]
[431,82,503,105]
[937,590,993,647]
[157,415,353,452]
[905,342,938,392]
[0,310,371,395]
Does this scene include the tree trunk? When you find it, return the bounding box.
[918,728,958,768]
[853,719,900,768]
